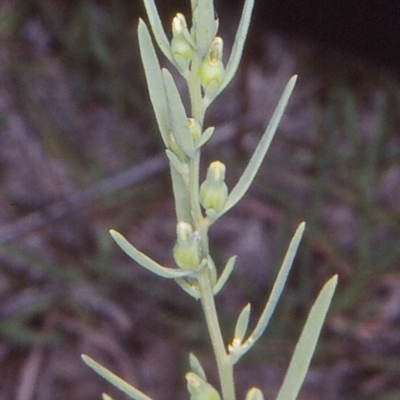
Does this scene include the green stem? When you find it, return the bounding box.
[189,152,203,225]
[186,45,234,400]
[197,269,235,400]
[186,51,209,248]
[188,53,205,123]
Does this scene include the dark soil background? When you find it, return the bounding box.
[1,1,400,399]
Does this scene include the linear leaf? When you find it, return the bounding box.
[170,165,192,222]
[233,303,251,344]
[190,0,198,14]
[165,149,189,182]
[221,75,297,216]
[142,0,173,62]
[189,353,207,381]
[213,255,236,295]
[175,277,201,299]
[218,0,255,94]
[195,126,215,148]
[276,275,338,400]
[138,20,169,146]
[232,222,305,363]
[196,0,216,57]
[109,230,191,279]
[82,355,153,400]
[162,69,196,158]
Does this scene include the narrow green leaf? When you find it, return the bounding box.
[102,394,114,400]
[276,275,338,400]
[196,0,217,57]
[213,255,236,295]
[189,353,207,381]
[175,277,201,299]
[170,166,193,222]
[165,149,189,183]
[162,69,196,158]
[218,0,255,94]
[195,126,215,148]
[138,19,169,146]
[221,75,297,216]
[232,222,305,363]
[248,222,304,342]
[233,303,251,344]
[190,0,198,14]
[82,355,154,400]
[142,0,173,62]
[206,255,218,287]
[109,230,192,279]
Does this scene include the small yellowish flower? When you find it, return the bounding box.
[171,13,194,72]
[200,161,228,213]
[173,221,201,270]
[200,37,225,97]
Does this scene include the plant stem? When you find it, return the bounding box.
[186,40,234,400]
[197,268,235,400]
[189,152,203,224]
[188,53,205,124]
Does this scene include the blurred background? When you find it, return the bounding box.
[0,0,400,399]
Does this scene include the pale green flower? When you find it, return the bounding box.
[173,221,201,270]
[200,37,225,98]
[200,161,228,213]
[171,13,194,71]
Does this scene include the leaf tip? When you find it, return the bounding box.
[296,221,306,237]
[138,18,147,32]
[109,229,119,238]
[330,274,339,285]
[81,354,91,365]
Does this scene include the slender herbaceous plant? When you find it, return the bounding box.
[82,1,338,399]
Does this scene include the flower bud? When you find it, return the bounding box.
[171,13,193,72]
[173,222,201,270]
[208,36,223,64]
[200,37,224,97]
[245,388,264,400]
[172,13,187,37]
[186,372,221,400]
[200,161,228,213]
